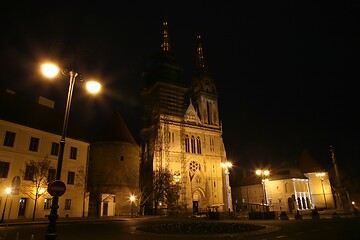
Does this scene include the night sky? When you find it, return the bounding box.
[1,1,359,177]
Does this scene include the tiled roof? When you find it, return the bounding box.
[93,111,137,145]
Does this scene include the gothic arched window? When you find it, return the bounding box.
[185,135,190,152]
[196,137,202,154]
[191,136,196,153]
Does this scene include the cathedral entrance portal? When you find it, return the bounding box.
[193,201,199,214]
[193,192,199,214]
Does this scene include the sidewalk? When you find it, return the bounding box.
[0,215,138,226]
[0,210,358,226]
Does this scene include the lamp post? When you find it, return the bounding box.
[1,187,11,223]
[42,63,101,240]
[130,195,135,218]
[316,172,328,209]
[221,161,232,217]
[256,169,270,215]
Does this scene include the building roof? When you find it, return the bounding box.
[0,88,88,142]
[233,161,309,187]
[270,161,308,181]
[296,150,325,173]
[93,111,138,145]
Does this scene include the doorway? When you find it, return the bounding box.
[193,201,199,214]
[103,202,108,216]
[18,198,27,216]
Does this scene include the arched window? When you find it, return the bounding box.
[185,135,190,153]
[196,137,201,154]
[191,136,196,153]
[207,101,211,124]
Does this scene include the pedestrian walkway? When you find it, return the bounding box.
[0,209,358,226]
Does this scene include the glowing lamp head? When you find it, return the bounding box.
[86,81,101,94]
[221,162,232,168]
[42,63,59,78]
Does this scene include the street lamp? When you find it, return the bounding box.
[316,172,328,209]
[1,187,11,223]
[42,63,101,240]
[221,161,232,217]
[130,195,136,218]
[256,169,270,214]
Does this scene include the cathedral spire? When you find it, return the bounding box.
[194,35,209,76]
[161,17,171,56]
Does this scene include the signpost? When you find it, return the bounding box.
[47,180,66,197]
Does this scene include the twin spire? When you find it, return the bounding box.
[161,19,171,56]
[194,35,210,76]
[160,18,209,76]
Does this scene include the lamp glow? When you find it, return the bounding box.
[42,64,59,78]
[86,81,101,94]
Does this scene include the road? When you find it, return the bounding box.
[0,216,359,240]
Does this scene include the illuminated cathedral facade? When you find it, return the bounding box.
[140,20,231,214]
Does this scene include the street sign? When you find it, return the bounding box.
[47,180,66,197]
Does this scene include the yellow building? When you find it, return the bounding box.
[140,20,230,214]
[0,90,89,220]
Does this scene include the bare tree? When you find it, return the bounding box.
[143,168,180,215]
[20,156,51,221]
[75,165,88,217]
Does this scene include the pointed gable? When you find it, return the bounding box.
[95,111,137,145]
[297,150,324,173]
[184,100,201,124]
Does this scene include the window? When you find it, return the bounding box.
[67,171,75,184]
[191,136,196,153]
[44,198,52,209]
[185,135,190,153]
[48,169,56,183]
[196,137,202,154]
[210,138,215,151]
[65,199,71,210]
[51,142,59,156]
[24,165,35,180]
[29,137,40,152]
[0,161,10,178]
[3,131,16,147]
[70,147,77,160]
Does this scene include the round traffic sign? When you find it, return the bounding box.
[47,180,66,197]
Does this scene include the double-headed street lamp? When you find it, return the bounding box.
[42,63,101,240]
[221,161,232,217]
[316,172,328,209]
[256,169,270,213]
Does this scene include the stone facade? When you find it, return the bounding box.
[140,20,229,214]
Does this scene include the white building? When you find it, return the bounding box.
[232,161,335,214]
[0,89,90,220]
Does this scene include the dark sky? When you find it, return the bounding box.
[1,1,359,177]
